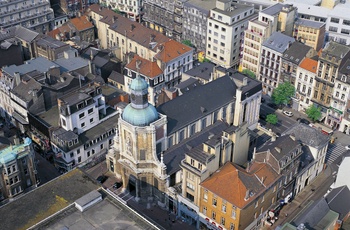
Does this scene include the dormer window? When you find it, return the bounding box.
[341,75,347,82]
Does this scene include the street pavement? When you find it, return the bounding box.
[35,152,60,185]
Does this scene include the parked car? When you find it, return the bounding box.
[113,181,123,189]
[297,118,310,125]
[283,111,293,117]
[267,103,278,109]
[345,145,350,150]
[259,114,267,120]
[96,175,108,184]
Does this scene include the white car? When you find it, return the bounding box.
[345,145,350,150]
[283,111,293,117]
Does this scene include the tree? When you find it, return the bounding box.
[305,105,322,122]
[182,40,194,47]
[272,82,295,106]
[266,114,278,126]
[241,69,256,79]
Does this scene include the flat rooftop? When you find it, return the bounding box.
[38,193,158,230]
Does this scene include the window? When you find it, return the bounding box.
[79,112,85,119]
[77,149,80,155]
[329,26,338,32]
[330,17,339,23]
[100,144,104,150]
[70,152,74,158]
[221,217,225,225]
[212,211,216,220]
[231,208,236,219]
[203,206,207,215]
[81,122,85,128]
[212,197,217,206]
[61,118,66,127]
[230,223,235,230]
[90,118,94,123]
[222,203,227,213]
[204,191,208,201]
[78,156,81,163]
[88,108,93,114]
[186,182,194,191]
[341,29,350,35]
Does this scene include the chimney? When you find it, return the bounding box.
[290,134,296,141]
[99,6,102,11]
[131,24,135,31]
[259,5,263,11]
[271,133,276,142]
[246,162,251,172]
[88,60,93,74]
[112,16,117,23]
[14,72,21,86]
[233,87,242,126]
[242,77,248,86]
[244,190,250,200]
[275,146,281,153]
[252,147,256,160]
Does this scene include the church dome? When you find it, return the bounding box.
[129,76,148,91]
[122,103,158,126]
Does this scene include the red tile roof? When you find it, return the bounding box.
[88,4,192,56]
[155,40,193,63]
[125,55,163,78]
[70,16,94,31]
[300,57,318,73]
[201,162,280,209]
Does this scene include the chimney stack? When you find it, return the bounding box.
[243,77,248,86]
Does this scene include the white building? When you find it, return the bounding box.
[51,83,118,172]
[259,31,295,95]
[105,0,142,21]
[0,0,54,33]
[206,0,255,68]
[295,57,317,112]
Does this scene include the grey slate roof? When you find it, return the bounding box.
[108,70,124,84]
[262,32,295,53]
[321,41,350,60]
[282,123,330,149]
[261,3,284,16]
[54,57,88,72]
[36,35,68,48]
[295,18,325,29]
[338,59,350,84]
[53,128,79,142]
[186,145,215,165]
[258,135,299,161]
[213,3,252,17]
[12,74,42,103]
[184,61,215,81]
[3,57,59,76]
[293,198,338,229]
[175,77,201,95]
[184,0,216,14]
[163,121,228,175]
[325,185,350,220]
[157,73,262,134]
[283,42,312,65]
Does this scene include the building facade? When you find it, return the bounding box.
[0,0,54,33]
[259,32,295,96]
[0,138,38,201]
[293,18,326,52]
[105,0,142,21]
[206,1,255,68]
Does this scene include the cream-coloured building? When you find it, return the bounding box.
[240,3,297,77]
[293,18,326,52]
[0,0,54,33]
[105,0,142,21]
[294,57,317,112]
[206,0,255,68]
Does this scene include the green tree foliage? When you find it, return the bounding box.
[305,105,322,122]
[266,114,278,126]
[272,82,295,105]
[182,40,194,47]
[242,69,256,79]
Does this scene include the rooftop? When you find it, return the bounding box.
[184,61,216,81]
[283,42,312,65]
[262,31,295,53]
[184,0,217,14]
[53,56,89,72]
[2,57,59,76]
[125,55,163,79]
[261,3,285,16]
[36,35,68,49]
[325,185,350,220]
[294,18,325,28]
[0,138,31,165]
[200,161,280,209]
[212,3,253,18]
[70,16,94,31]
[299,57,318,73]
[0,168,100,230]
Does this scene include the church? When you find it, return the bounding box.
[107,70,263,212]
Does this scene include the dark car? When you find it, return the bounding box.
[259,114,267,120]
[267,103,278,109]
[113,182,123,189]
[96,175,108,184]
[297,118,310,125]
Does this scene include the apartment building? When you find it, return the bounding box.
[329,59,350,129]
[0,138,38,201]
[33,36,71,61]
[182,0,216,53]
[0,0,54,33]
[179,122,251,227]
[240,3,297,77]
[293,1,350,45]
[206,1,255,68]
[293,18,326,51]
[280,41,316,87]
[51,83,118,172]
[254,134,303,200]
[199,161,281,230]
[313,41,350,126]
[143,0,176,38]
[105,0,142,21]
[340,98,350,135]
[259,32,295,96]
[294,57,318,112]
[124,55,164,106]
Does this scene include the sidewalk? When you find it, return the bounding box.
[262,165,332,229]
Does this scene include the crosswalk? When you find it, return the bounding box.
[325,143,346,164]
